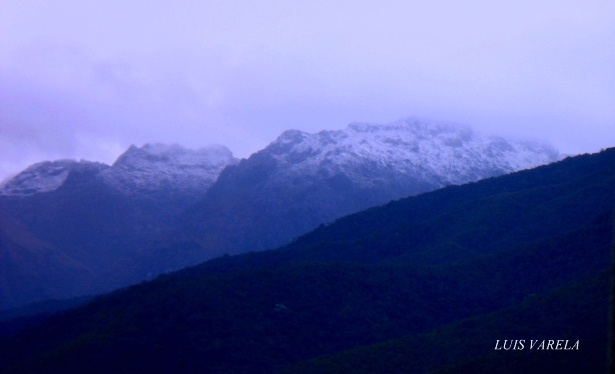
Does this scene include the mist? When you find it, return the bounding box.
[1,1,614,181]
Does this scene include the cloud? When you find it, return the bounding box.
[0,1,614,181]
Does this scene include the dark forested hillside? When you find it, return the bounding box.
[286,271,611,374]
[0,148,613,373]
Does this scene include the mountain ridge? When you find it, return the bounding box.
[267,118,559,185]
[143,118,562,275]
[0,143,237,198]
[0,118,564,308]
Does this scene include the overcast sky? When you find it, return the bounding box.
[1,1,614,181]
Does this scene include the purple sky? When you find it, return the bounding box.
[1,1,614,181]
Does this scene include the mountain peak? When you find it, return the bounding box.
[273,129,310,146]
[0,160,108,196]
[113,143,234,167]
[102,143,238,197]
[1,144,238,198]
[174,118,562,264]
[260,118,559,185]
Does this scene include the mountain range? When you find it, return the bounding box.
[1,143,237,199]
[0,144,237,309]
[135,118,561,275]
[0,145,611,373]
[0,118,560,309]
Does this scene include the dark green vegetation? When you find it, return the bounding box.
[0,148,613,373]
[286,271,610,374]
[0,296,93,339]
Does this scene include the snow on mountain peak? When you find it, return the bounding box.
[1,144,238,198]
[0,160,108,196]
[113,143,234,169]
[101,143,238,196]
[274,129,309,145]
[1,118,560,199]
[264,117,560,187]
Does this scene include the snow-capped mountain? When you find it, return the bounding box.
[267,118,560,187]
[100,143,238,198]
[0,144,238,198]
[0,143,238,309]
[0,118,563,307]
[146,118,561,274]
[0,160,108,196]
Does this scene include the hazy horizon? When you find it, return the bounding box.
[1,1,614,181]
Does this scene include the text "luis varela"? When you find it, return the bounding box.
[494,339,579,351]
